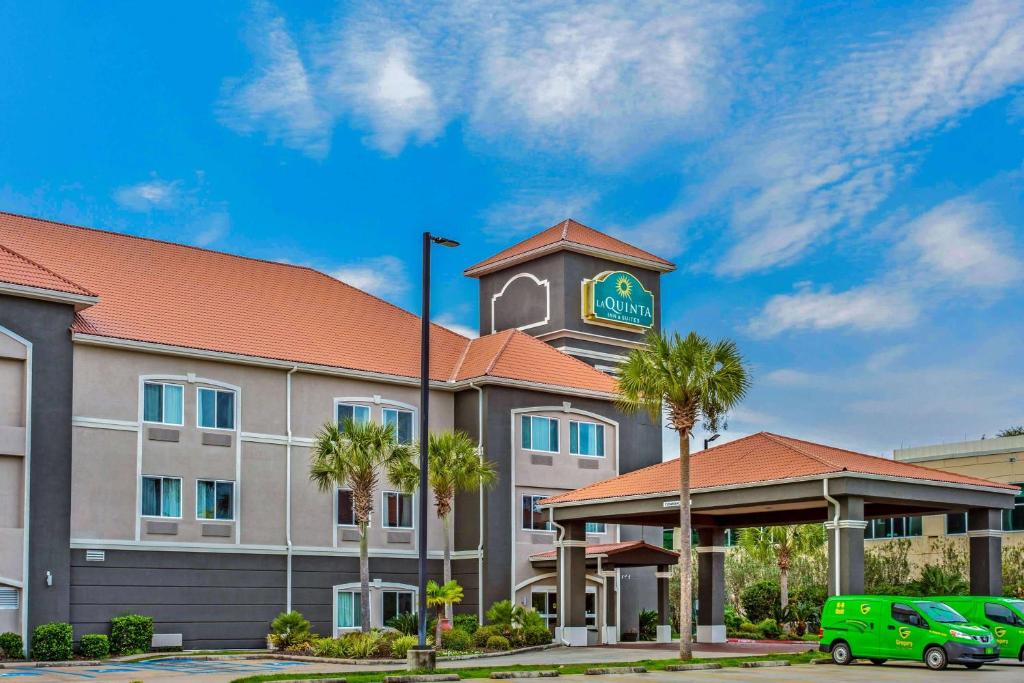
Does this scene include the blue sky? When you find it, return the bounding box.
[1,1,1022,456]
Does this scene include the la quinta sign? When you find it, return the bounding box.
[581,270,654,331]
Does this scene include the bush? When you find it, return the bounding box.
[911,564,968,596]
[109,614,153,656]
[339,630,384,658]
[391,634,418,659]
[485,635,510,651]
[723,605,743,630]
[311,637,344,658]
[638,609,658,641]
[441,628,473,651]
[30,622,73,661]
[472,624,506,648]
[0,632,23,659]
[515,608,546,632]
[452,614,479,636]
[523,626,552,646]
[756,618,781,639]
[78,634,109,659]
[268,611,312,651]
[485,600,515,626]
[386,612,418,636]
[740,581,780,624]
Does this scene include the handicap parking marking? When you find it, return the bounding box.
[1,658,306,680]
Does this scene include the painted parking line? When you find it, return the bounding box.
[0,658,305,680]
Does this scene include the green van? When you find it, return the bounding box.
[819,595,998,670]
[937,596,1024,660]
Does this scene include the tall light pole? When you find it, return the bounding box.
[414,231,459,668]
[704,433,720,450]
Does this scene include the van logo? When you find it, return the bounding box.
[860,604,871,615]
[994,626,1006,638]
[898,626,911,639]
[835,602,845,615]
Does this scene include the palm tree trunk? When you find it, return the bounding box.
[678,431,693,660]
[359,521,370,633]
[779,567,789,611]
[435,606,444,648]
[443,514,453,620]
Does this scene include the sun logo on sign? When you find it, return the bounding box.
[898,627,911,639]
[615,275,633,299]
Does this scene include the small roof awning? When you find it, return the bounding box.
[529,540,678,569]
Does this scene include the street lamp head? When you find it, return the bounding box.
[708,433,721,443]
[430,235,460,248]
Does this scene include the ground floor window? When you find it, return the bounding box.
[1003,484,1024,532]
[530,587,597,629]
[141,476,181,518]
[382,590,414,624]
[337,590,362,629]
[865,516,922,539]
[946,512,968,535]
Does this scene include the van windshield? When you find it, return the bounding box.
[1009,600,1024,615]
[915,601,968,624]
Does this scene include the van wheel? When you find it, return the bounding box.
[831,641,852,665]
[869,659,887,665]
[924,646,948,671]
[964,663,983,670]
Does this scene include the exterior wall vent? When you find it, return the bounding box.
[0,587,18,609]
[85,550,106,562]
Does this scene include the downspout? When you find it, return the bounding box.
[550,509,572,646]
[470,383,485,622]
[286,366,298,612]
[823,478,840,595]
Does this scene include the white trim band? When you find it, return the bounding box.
[695,546,729,553]
[966,529,1003,538]
[824,520,869,530]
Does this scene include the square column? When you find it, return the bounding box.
[825,495,866,595]
[968,508,1002,596]
[555,521,588,646]
[602,569,618,645]
[656,564,672,643]
[696,528,726,644]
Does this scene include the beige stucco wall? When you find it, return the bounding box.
[0,331,26,638]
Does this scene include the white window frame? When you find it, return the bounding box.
[196,386,236,431]
[333,585,365,633]
[569,420,605,458]
[530,586,597,628]
[585,521,606,535]
[381,589,416,625]
[382,407,415,444]
[140,475,183,520]
[522,494,554,533]
[521,415,560,454]
[195,479,236,522]
[337,488,358,527]
[382,490,415,530]
[336,402,372,428]
[142,381,184,426]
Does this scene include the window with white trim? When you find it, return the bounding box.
[338,489,356,526]
[382,590,414,624]
[143,382,183,425]
[196,480,234,521]
[337,403,371,430]
[585,521,606,534]
[570,421,605,457]
[531,590,557,629]
[198,387,235,430]
[521,415,558,453]
[141,476,181,518]
[383,408,414,445]
[337,590,362,629]
[522,495,553,531]
[1003,484,1024,532]
[0,587,17,610]
[865,516,922,539]
[383,491,413,529]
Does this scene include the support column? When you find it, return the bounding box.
[555,521,588,646]
[655,564,672,643]
[696,528,726,644]
[825,496,866,596]
[968,508,1002,596]
[602,568,618,645]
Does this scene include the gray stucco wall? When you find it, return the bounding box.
[0,295,75,639]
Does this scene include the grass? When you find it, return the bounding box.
[229,650,826,682]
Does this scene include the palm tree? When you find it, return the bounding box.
[618,330,750,660]
[426,579,464,647]
[737,524,825,610]
[310,418,416,633]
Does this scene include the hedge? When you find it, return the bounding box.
[109,614,153,656]
[30,622,73,661]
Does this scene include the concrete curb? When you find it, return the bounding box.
[585,666,647,675]
[490,672,560,678]
[0,660,101,669]
[284,679,347,683]
[739,661,790,668]
[384,675,460,683]
[664,663,722,671]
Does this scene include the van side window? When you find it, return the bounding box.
[892,603,925,628]
[985,603,1018,626]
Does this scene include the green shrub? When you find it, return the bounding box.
[311,637,344,658]
[268,611,312,651]
[740,581,780,623]
[0,632,23,659]
[109,614,153,656]
[724,605,743,630]
[485,600,515,626]
[30,622,73,661]
[638,609,658,641]
[78,634,109,659]
[515,608,546,632]
[339,630,384,658]
[386,612,418,636]
[911,564,968,596]
[452,614,479,636]
[472,624,506,648]
[391,634,418,658]
[756,618,781,639]
[485,634,510,651]
[441,628,472,651]
[523,626,552,646]
[735,629,763,640]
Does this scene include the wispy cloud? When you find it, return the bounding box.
[114,179,180,211]
[329,255,409,301]
[749,283,919,336]
[481,190,598,238]
[433,313,478,339]
[113,173,232,248]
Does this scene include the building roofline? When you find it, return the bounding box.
[0,281,99,308]
[464,241,675,277]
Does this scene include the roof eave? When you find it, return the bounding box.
[464,242,676,278]
[0,281,99,309]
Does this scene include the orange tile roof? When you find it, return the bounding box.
[542,432,1019,505]
[529,540,678,560]
[0,211,618,394]
[464,218,675,276]
[0,242,95,298]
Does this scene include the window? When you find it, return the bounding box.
[663,528,674,550]
[141,476,181,518]
[522,495,552,531]
[946,512,968,535]
[531,590,557,629]
[337,403,371,430]
[383,408,414,445]
[198,387,235,430]
[338,489,356,526]
[1003,484,1024,532]
[521,415,558,453]
[0,587,17,610]
[383,491,413,529]
[985,602,1021,626]
[337,590,362,629]
[570,421,605,457]
[143,382,183,425]
[382,590,414,624]
[585,521,606,534]
[865,516,922,539]
[196,480,234,521]
[891,603,926,628]
[585,590,597,627]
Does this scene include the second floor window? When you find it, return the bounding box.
[570,421,605,457]
[522,494,552,531]
[143,382,183,425]
[198,388,235,430]
[338,489,356,526]
[337,403,371,430]
[141,476,181,518]
[196,480,234,521]
[383,491,413,529]
[522,415,558,453]
[383,408,413,444]
[585,521,606,534]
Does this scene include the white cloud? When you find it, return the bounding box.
[218,3,331,157]
[433,313,478,339]
[114,179,180,211]
[190,211,231,248]
[330,255,409,300]
[481,191,598,238]
[749,284,919,336]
